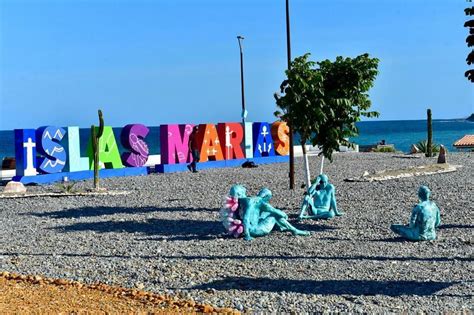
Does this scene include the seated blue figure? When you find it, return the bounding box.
[391,186,441,241]
[228,185,310,241]
[298,174,343,220]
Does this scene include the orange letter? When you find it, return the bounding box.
[271,121,290,156]
[199,124,224,162]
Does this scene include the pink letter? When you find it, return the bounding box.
[160,124,194,164]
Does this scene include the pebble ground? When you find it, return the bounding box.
[0,153,472,312]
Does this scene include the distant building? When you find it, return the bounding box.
[453,135,474,150]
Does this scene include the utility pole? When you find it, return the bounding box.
[286,0,295,189]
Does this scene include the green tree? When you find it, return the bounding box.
[466,0,474,82]
[274,53,379,187]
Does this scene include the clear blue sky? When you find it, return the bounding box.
[0,0,473,130]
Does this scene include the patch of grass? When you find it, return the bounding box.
[55,181,78,194]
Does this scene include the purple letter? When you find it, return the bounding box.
[160,124,194,164]
[120,124,150,167]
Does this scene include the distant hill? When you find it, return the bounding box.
[467,114,474,122]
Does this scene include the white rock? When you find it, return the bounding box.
[3,181,26,194]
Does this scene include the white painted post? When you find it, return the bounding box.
[320,155,325,175]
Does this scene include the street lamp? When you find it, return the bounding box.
[237,35,246,125]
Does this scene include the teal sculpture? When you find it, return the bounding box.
[220,185,310,241]
[298,174,343,220]
[390,186,441,241]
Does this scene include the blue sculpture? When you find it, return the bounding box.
[220,185,310,241]
[391,186,441,241]
[298,174,343,220]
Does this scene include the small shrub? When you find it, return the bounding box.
[414,140,440,156]
[372,146,396,153]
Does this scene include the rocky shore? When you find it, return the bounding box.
[0,152,472,312]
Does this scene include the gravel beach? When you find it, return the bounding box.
[1,153,472,313]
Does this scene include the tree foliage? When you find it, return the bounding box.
[274,53,379,160]
[465,0,474,82]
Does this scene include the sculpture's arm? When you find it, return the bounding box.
[434,204,441,227]
[299,194,313,218]
[242,211,253,241]
[307,182,318,196]
[329,185,343,215]
[409,205,419,228]
[261,202,288,220]
[299,182,320,219]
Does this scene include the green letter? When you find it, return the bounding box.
[87,126,124,169]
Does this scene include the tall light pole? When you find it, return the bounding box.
[286,0,295,189]
[237,35,246,125]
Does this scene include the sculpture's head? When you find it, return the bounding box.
[229,184,247,198]
[418,186,431,201]
[257,188,272,202]
[193,125,199,133]
[317,174,329,189]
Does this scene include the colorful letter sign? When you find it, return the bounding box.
[271,121,290,156]
[160,124,193,164]
[14,129,37,176]
[244,122,253,158]
[66,126,89,172]
[11,119,289,182]
[121,124,149,167]
[252,122,275,157]
[87,126,124,169]
[198,123,224,162]
[217,122,244,160]
[36,126,67,174]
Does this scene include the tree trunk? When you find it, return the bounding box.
[301,141,311,189]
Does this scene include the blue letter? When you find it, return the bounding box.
[14,129,37,176]
[36,126,67,174]
[66,126,89,172]
[252,122,275,158]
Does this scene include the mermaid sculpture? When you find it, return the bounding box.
[298,174,343,220]
[220,185,310,241]
[390,186,441,241]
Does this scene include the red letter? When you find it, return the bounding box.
[217,123,244,160]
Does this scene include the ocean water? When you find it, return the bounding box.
[0,120,473,160]
[349,119,474,152]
